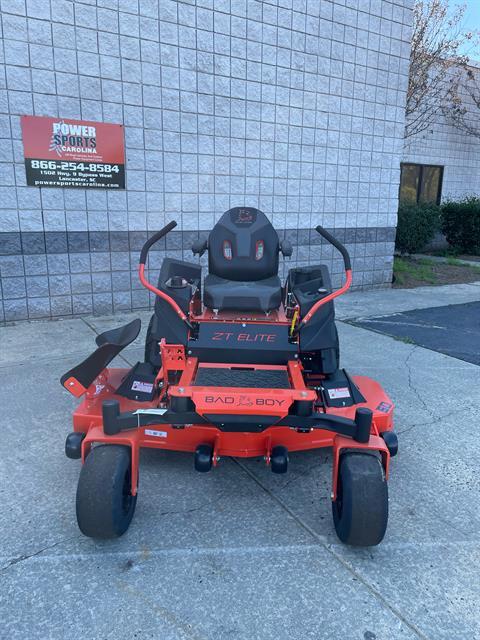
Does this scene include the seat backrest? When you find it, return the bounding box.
[208,207,279,281]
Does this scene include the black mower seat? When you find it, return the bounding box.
[203,274,282,312]
[201,207,283,312]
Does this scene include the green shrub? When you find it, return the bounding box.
[441,197,480,255]
[395,202,440,255]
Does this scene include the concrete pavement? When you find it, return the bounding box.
[1,282,479,639]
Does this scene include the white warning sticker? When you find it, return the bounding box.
[131,380,153,393]
[327,387,350,399]
[134,408,167,416]
[145,429,167,438]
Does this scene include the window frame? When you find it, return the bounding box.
[399,162,444,205]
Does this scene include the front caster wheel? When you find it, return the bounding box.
[194,444,213,472]
[76,445,137,539]
[271,446,288,474]
[332,452,388,546]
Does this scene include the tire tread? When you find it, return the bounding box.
[332,452,388,546]
[76,445,137,539]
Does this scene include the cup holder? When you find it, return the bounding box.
[167,276,189,289]
[304,287,328,297]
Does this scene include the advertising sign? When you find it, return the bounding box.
[20,116,125,189]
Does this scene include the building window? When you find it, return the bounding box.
[399,163,443,205]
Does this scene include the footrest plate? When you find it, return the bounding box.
[194,367,290,389]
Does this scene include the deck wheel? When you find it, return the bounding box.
[332,452,388,546]
[65,432,85,459]
[381,431,398,457]
[194,444,213,472]
[271,446,289,474]
[76,445,137,539]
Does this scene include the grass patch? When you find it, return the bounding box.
[417,257,435,266]
[393,257,437,286]
[446,256,463,267]
[444,256,480,270]
[393,256,480,288]
[428,247,461,258]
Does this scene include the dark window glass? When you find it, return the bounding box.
[399,164,420,203]
[419,166,442,204]
[400,163,443,205]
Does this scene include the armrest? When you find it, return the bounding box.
[280,239,293,257]
[192,237,208,257]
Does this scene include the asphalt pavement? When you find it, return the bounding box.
[349,301,480,365]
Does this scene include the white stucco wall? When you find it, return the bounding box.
[403,64,480,201]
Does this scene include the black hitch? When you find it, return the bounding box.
[354,408,372,443]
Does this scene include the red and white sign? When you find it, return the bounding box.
[21,115,125,189]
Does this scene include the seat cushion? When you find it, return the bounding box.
[203,274,282,312]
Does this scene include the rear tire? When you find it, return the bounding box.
[332,452,388,546]
[76,445,137,539]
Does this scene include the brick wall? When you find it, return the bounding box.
[0,0,412,322]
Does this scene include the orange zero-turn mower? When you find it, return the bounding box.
[61,207,398,545]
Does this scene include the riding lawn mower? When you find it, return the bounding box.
[61,207,397,546]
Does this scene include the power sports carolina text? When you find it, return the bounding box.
[50,122,97,155]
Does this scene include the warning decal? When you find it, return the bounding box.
[327,387,351,399]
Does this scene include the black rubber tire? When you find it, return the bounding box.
[76,445,137,539]
[194,444,213,472]
[271,445,289,474]
[332,453,388,546]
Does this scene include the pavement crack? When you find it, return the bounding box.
[116,580,207,640]
[432,512,475,537]
[0,535,81,573]
[396,400,477,435]
[278,461,321,490]
[404,347,436,421]
[158,493,226,517]
[233,458,430,640]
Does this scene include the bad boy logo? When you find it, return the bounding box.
[237,209,253,223]
[232,207,257,226]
